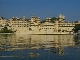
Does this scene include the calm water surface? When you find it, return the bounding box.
[0,34,80,60]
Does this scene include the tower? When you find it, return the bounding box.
[22,16,26,21]
[31,14,35,23]
[58,13,65,22]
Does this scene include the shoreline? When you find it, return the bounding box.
[0,33,74,35]
[0,33,15,34]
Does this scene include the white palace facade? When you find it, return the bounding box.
[0,14,80,34]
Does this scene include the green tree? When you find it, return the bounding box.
[41,17,58,23]
[51,17,58,23]
[73,24,80,33]
[41,19,46,23]
[74,21,78,23]
[0,27,14,33]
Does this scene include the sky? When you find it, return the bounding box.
[0,0,80,21]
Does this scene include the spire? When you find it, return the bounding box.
[59,13,63,18]
[62,15,65,19]
[12,16,15,18]
[31,14,34,18]
[22,16,26,20]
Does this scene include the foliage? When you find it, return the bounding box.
[1,17,5,19]
[73,24,80,33]
[0,27,14,33]
[50,17,58,23]
[41,20,46,23]
[41,17,58,23]
[74,21,78,23]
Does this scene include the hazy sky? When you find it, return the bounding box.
[0,0,80,21]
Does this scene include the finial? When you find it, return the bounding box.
[31,14,34,18]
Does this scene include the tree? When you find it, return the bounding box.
[50,17,58,23]
[73,24,80,33]
[41,20,46,23]
[41,17,58,23]
[74,21,78,23]
[0,27,14,33]
[1,17,5,19]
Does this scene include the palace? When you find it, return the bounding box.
[0,14,80,34]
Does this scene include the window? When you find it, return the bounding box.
[24,26,26,27]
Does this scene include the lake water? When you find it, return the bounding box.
[0,34,80,60]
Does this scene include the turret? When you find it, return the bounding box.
[22,16,26,21]
[30,14,34,22]
[45,17,51,22]
[58,13,65,22]
[31,14,34,18]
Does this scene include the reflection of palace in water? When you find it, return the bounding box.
[0,34,75,55]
